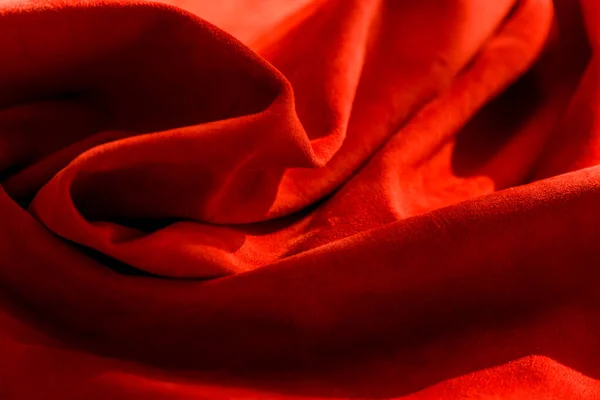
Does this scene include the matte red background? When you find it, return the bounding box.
[1,0,600,398]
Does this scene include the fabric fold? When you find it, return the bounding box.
[1,0,600,398]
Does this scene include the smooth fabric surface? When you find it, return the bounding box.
[1,0,600,398]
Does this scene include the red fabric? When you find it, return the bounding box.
[1,0,599,398]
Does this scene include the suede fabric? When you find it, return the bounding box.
[1,0,599,398]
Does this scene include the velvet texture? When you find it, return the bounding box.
[1,0,599,398]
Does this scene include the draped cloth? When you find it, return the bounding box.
[1,0,600,398]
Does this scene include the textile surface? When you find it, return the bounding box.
[1,0,600,398]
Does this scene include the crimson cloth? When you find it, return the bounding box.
[0,0,599,398]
